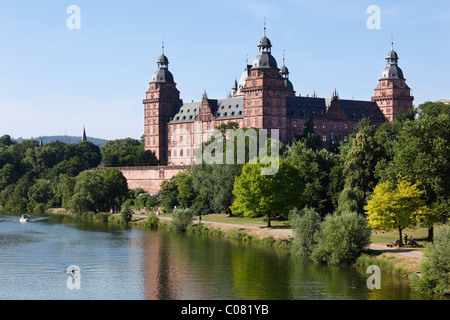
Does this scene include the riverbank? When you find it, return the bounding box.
[46,208,425,280]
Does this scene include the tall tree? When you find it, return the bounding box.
[365,175,434,246]
[230,158,304,227]
[343,132,385,195]
[377,113,450,235]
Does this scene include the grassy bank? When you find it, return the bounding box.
[46,209,426,279]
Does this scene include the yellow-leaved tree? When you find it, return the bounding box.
[364,175,434,246]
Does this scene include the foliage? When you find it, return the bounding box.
[376,113,450,223]
[411,224,450,295]
[287,140,342,217]
[289,207,320,256]
[190,163,243,215]
[100,137,158,167]
[121,207,133,224]
[230,158,304,227]
[343,132,386,195]
[67,169,129,215]
[417,101,450,118]
[311,211,371,265]
[365,175,435,246]
[171,208,194,231]
[144,214,159,229]
[337,187,365,215]
[295,114,321,151]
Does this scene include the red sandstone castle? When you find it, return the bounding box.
[143,29,413,166]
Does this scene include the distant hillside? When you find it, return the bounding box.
[16,135,108,147]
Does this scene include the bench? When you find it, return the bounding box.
[387,242,396,248]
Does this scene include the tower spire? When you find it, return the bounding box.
[264,17,266,36]
[162,37,165,55]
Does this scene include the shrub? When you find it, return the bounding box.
[144,214,159,229]
[94,212,110,223]
[121,207,133,224]
[311,211,371,265]
[289,207,321,256]
[33,203,46,214]
[170,208,194,231]
[411,224,450,295]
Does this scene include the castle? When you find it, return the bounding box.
[143,29,413,166]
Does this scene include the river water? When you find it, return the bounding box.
[0,212,442,300]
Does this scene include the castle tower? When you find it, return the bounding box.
[372,42,414,122]
[242,25,291,143]
[143,45,181,165]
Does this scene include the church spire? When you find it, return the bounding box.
[82,126,87,141]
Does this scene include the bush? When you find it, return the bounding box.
[311,211,371,265]
[121,207,133,224]
[94,212,110,223]
[170,208,194,231]
[144,214,159,229]
[411,224,450,295]
[289,207,320,256]
[33,203,46,214]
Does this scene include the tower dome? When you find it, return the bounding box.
[251,25,277,69]
[151,45,174,83]
[380,42,404,80]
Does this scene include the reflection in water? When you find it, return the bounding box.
[0,213,443,300]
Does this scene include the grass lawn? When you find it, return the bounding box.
[199,213,289,228]
[370,227,430,250]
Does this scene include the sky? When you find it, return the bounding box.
[0,0,449,141]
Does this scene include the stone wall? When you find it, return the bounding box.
[95,166,189,194]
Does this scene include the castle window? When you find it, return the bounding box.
[334,124,338,129]
[323,123,327,129]
[322,135,327,142]
[173,150,177,157]
[344,123,348,130]
[180,149,183,157]
[293,121,297,128]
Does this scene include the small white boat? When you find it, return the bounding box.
[20,214,30,223]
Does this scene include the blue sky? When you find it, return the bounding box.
[0,0,449,140]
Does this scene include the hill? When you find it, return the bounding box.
[15,135,108,147]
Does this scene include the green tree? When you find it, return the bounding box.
[100,138,157,167]
[171,208,194,231]
[411,224,450,295]
[296,114,321,150]
[103,168,129,213]
[176,171,196,209]
[287,140,341,217]
[365,175,435,246]
[377,114,449,230]
[158,175,180,213]
[69,170,106,214]
[311,211,371,265]
[230,158,304,227]
[343,132,385,195]
[337,187,365,215]
[289,207,320,256]
[417,101,449,118]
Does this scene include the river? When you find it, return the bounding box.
[0,212,442,300]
